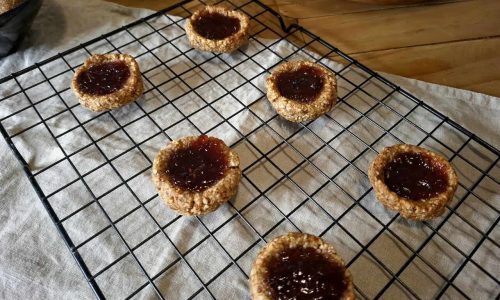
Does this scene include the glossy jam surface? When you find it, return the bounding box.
[265,247,348,300]
[77,61,130,96]
[384,152,448,200]
[192,11,240,40]
[166,135,228,192]
[276,65,325,103]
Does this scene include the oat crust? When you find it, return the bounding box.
[185,5,250,53]
[250,232,355,300]
[266,60,337,123]
[71,53,144,112]
[152,136,241,216]
[368,144,458,220]
[0,0,22,14]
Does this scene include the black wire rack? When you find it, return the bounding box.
[1,0,499,299]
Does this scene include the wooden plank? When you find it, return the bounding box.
[343,37,500,97]
[275,0,466,17]
[298,0,500,53]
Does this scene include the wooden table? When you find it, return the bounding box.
[106,0,500,97]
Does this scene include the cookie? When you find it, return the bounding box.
[185,5,250,53]
[0,0,22,14]
[152,135,241,216]
[266,60,337,123]
[71,53,143,112]
[250,232,355,300]
[368,144,458,220]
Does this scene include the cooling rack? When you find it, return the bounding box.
[0,0,498,299]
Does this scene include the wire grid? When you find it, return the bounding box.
[0,0,499,299]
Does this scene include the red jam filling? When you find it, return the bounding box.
[76,61,130,96]
[276,65,325,103]
[384,152,448,200]
[166,135,228,192]
[192,11,240,40]
[265,247,348,300]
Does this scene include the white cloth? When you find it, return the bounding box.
[0,1,498,299]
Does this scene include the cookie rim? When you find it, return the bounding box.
[152,135,241,216]
[185,5,250,53]
[0,0,22,14]
[368,144,458,220]
[71,53,144,112]
[249,232,355,300]
[266,60,337,123]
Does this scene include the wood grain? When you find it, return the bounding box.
[274,0,464,17]
[348,37,500,96]
[298,0,500,53]
[105,0,500,97]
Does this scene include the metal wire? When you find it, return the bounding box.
[0,0,498,299]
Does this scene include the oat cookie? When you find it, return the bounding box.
[152,135,241,216]
[250,232,355,300]
[71,53,143,112]
[185,5,250,53]
[0,0,22,14]
[368,144,458,220]
[266,60,337,123]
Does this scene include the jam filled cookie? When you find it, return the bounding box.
[266,60,337,123]
[368,144,458,220]
[250,232,355,300]
[71,54,143,112]
[152,135,241,216]
[185,5,250,53]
